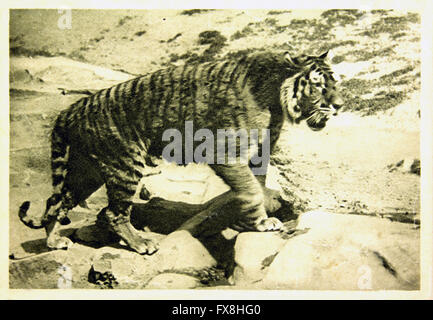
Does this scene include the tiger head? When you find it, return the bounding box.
[281,51,343,131]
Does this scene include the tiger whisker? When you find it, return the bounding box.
[305,111,318,121]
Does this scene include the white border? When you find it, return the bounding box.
[1,0,432,300]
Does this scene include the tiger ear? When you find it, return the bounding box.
[284,52,309,68]
[284,51,296,65]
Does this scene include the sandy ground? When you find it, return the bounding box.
[9,9,420,253]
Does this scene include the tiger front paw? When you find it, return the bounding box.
[127,238,159,255]
[255,217,284,232]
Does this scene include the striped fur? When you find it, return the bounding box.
[18,50,342,253]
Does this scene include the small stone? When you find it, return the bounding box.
[155,230,217,271]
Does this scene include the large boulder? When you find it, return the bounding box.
[231,211,419,290]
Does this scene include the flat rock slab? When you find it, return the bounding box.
[232,211,419,290]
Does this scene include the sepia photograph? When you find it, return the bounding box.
[4,2,432,298]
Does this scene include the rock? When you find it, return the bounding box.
[388,158,420,175]
[410,158,420,175]
[10,207,419,290]
[155,230,217,271]
[9,243,96,289]
[264,164,282,191]
[10,229,217,289]
[87,230,216,288]
[258,211,419,290]
[89,246,158,289]
[9,250,69,289]
[145,273,201,289]
[231,232,287,285]
[141,163,229,204]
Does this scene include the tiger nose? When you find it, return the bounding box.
[331,94,344,115]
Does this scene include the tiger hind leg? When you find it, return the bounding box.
[46,150,104,250]
[99,158,158,255]
[210,164,283,232]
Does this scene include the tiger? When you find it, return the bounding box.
[18,50,343,255]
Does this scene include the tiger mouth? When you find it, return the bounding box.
[304,108,330,131]
[303,99,341,131]
[307,117,328,131]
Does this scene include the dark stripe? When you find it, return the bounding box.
[51,160,65,169]
[80,97,89,109]
[93,89,104,113]
[132,168,144,179]
[83,94,96,144]
[114,82,123,103]
[110,82,128,140]
[105,86,112,103]
[154,70,166,125]
[148,70,161,132]
[241,56,258,89]
[63,105,75,124]
[126,77,144,142]
[110,183,137,198]
[52,174,64,186]
[293,75,301,98]
[206,62,217,82]
[182,64,196,120]
[126,77,143,143]
[130,77,140,100]
[51,149,66,159]
[190,64,199,121]
[204,62,218,107]
[88,91,106,156]
[87,93,96,108]
[224,56,246,96]
[177,64,189,124]
[135,76,150,138]
[132,159,145,168]
[47,193,62,206]
[119,81,134,140]
[161,67,175,126]
[72,97,86,139]
[229,57,249,128]
[210,61,230,107]
[109,168,140,187]
[99,94,121,158]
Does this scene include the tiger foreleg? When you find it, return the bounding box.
[249,155,283,214]
[211,164,283,232]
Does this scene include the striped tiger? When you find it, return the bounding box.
[19,50,343,254]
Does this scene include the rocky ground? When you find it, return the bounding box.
[9,9,421,290]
